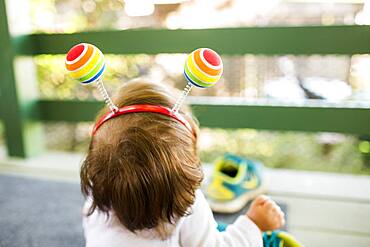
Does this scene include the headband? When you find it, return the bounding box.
[92,104,193,136]
[65,43,223,136]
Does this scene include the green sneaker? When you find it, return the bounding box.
[205,153,266,213]
[263,231,304,247]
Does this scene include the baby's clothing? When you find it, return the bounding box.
[83,190,262,247]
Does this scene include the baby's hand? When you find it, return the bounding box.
[246,195,285,232]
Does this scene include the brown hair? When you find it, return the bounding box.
[80,79,203,238]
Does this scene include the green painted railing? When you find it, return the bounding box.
[35,99,370,135]
[1,0,370,157]
[13,25,370,55]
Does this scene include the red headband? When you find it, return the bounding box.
[92,104,194,136]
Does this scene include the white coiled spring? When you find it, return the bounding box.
[96,79,118,112]
[172,82,193,113]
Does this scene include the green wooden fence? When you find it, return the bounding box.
[1,0,370,157]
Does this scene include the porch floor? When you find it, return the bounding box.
[0,151,369,247]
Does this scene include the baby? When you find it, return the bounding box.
[81,80,284,246]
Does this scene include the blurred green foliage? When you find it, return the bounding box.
[32,53,370,176]
[198,129,369,175]
[35,54,151,99]
[30,0,125,32]
[0,0,362,176]
[43,121,369,175]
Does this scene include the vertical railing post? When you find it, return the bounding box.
[0,0,43,157]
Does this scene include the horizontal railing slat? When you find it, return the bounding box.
[13,25,370,56]
[35,99,370,135]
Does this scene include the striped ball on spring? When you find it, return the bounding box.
[184,48,223,88]
[65,43,105,84]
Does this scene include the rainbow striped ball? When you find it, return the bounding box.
[184,48,223,88]
[65,43,105,84]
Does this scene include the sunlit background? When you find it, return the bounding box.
[1,0,370,175]
[1,1,370,246]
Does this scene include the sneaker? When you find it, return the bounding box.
[263,231,304,247]
[205,153,266,213]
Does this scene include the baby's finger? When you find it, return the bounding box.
[271,208,283,220]
[253,195,269,205]
[273,206,284,216]
[274,215,285,228]
[265,200,278,210]
[277,207,284,214]
[278,216,285,228]
[271,206,279,214]
[281,217,286,226]
[277,211,285,225]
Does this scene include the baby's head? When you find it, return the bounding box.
[80,80,203,237]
